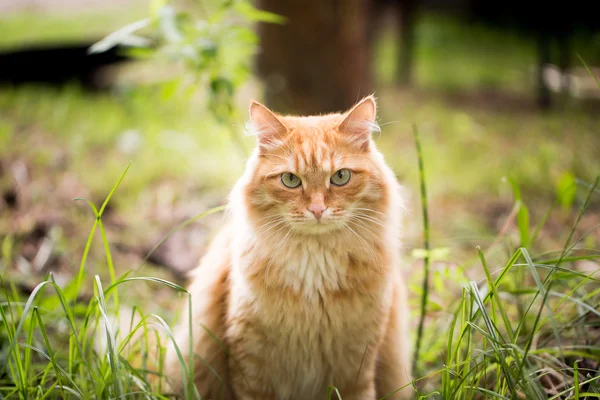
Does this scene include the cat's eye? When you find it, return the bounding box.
[331,169,351,186]
[281,172,302,188]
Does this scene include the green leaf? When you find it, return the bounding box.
[124,46,156,59]
[160,78,182,101]
[517,202,530,247]
[508,178,529,246]
[556,171,576,210]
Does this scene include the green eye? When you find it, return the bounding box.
[331,169,351,186]
[281,172,302,188]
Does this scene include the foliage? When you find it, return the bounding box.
[91,0,282,147]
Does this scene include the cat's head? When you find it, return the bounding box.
[242,96,393,236]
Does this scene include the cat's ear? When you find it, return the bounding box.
[249,100,289,153]
[338,95,378,151]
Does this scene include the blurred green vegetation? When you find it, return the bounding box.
[376,15,534,92]
[376,14,600,92]
[0,7,147,50]
[0,85,243,202]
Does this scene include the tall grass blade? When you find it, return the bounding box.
[94,275,124,398]
[70,162,131,301]
[577,54,600,88]
[140,204,227,270]
[34,307,67,399]
[412,124,431,376]
[468,282,518,396]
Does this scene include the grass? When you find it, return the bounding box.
[1,163,195,399]
[1,8,600,400]
[0,5,147,51]
[1,139,599,399]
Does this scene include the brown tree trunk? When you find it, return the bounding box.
[255,0,373,115]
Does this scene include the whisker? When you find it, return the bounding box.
[352,207,387,216]
[259,221,291,244]
[348,220,390,255]
[378,120,403,127]
[254,216,285,230]
[351,214,388,230]
[344,224,378,265]
[254,213,283,223]
[348,218,388,245]
[256,220,287,239]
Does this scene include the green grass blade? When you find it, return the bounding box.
[468,282,518,396]
[70,162,130,301]
[471,387,510,399]
[47,274,99,392]
[327,386,343,400]
[412,124,431,377]
[19,342,84,399]
[477,247,514,343]
[98,162,131,216]
[139,204,227,269]
[33,307,67,399]
[574,359,580,399]
[103,277,188,297]
[577,54,600,88]
[94,275,125,398]
[98,219,119,313]
[520,247,563,351]
[69,199,99,302]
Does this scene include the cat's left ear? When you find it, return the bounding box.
[338,95,378,151]
[249,100,289,154]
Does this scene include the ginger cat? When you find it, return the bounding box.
[164,96,412,400]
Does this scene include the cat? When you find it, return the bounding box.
[164,95,412,400]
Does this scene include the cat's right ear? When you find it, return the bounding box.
[249,100,288,153]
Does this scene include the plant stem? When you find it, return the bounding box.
[412,124,430,376]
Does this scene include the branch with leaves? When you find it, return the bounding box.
[92,0,283,127]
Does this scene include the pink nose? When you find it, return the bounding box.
[308,203,327,220]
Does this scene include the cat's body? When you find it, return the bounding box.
[165,97,412,399]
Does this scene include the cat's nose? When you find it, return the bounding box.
[308,203,327,220]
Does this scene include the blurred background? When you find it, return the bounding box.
[1,0,599,375]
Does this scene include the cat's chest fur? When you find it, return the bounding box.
[226,233,389,398]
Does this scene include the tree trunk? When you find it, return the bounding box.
[255,0,373,115]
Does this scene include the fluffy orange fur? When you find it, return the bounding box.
[164,96,412,399]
